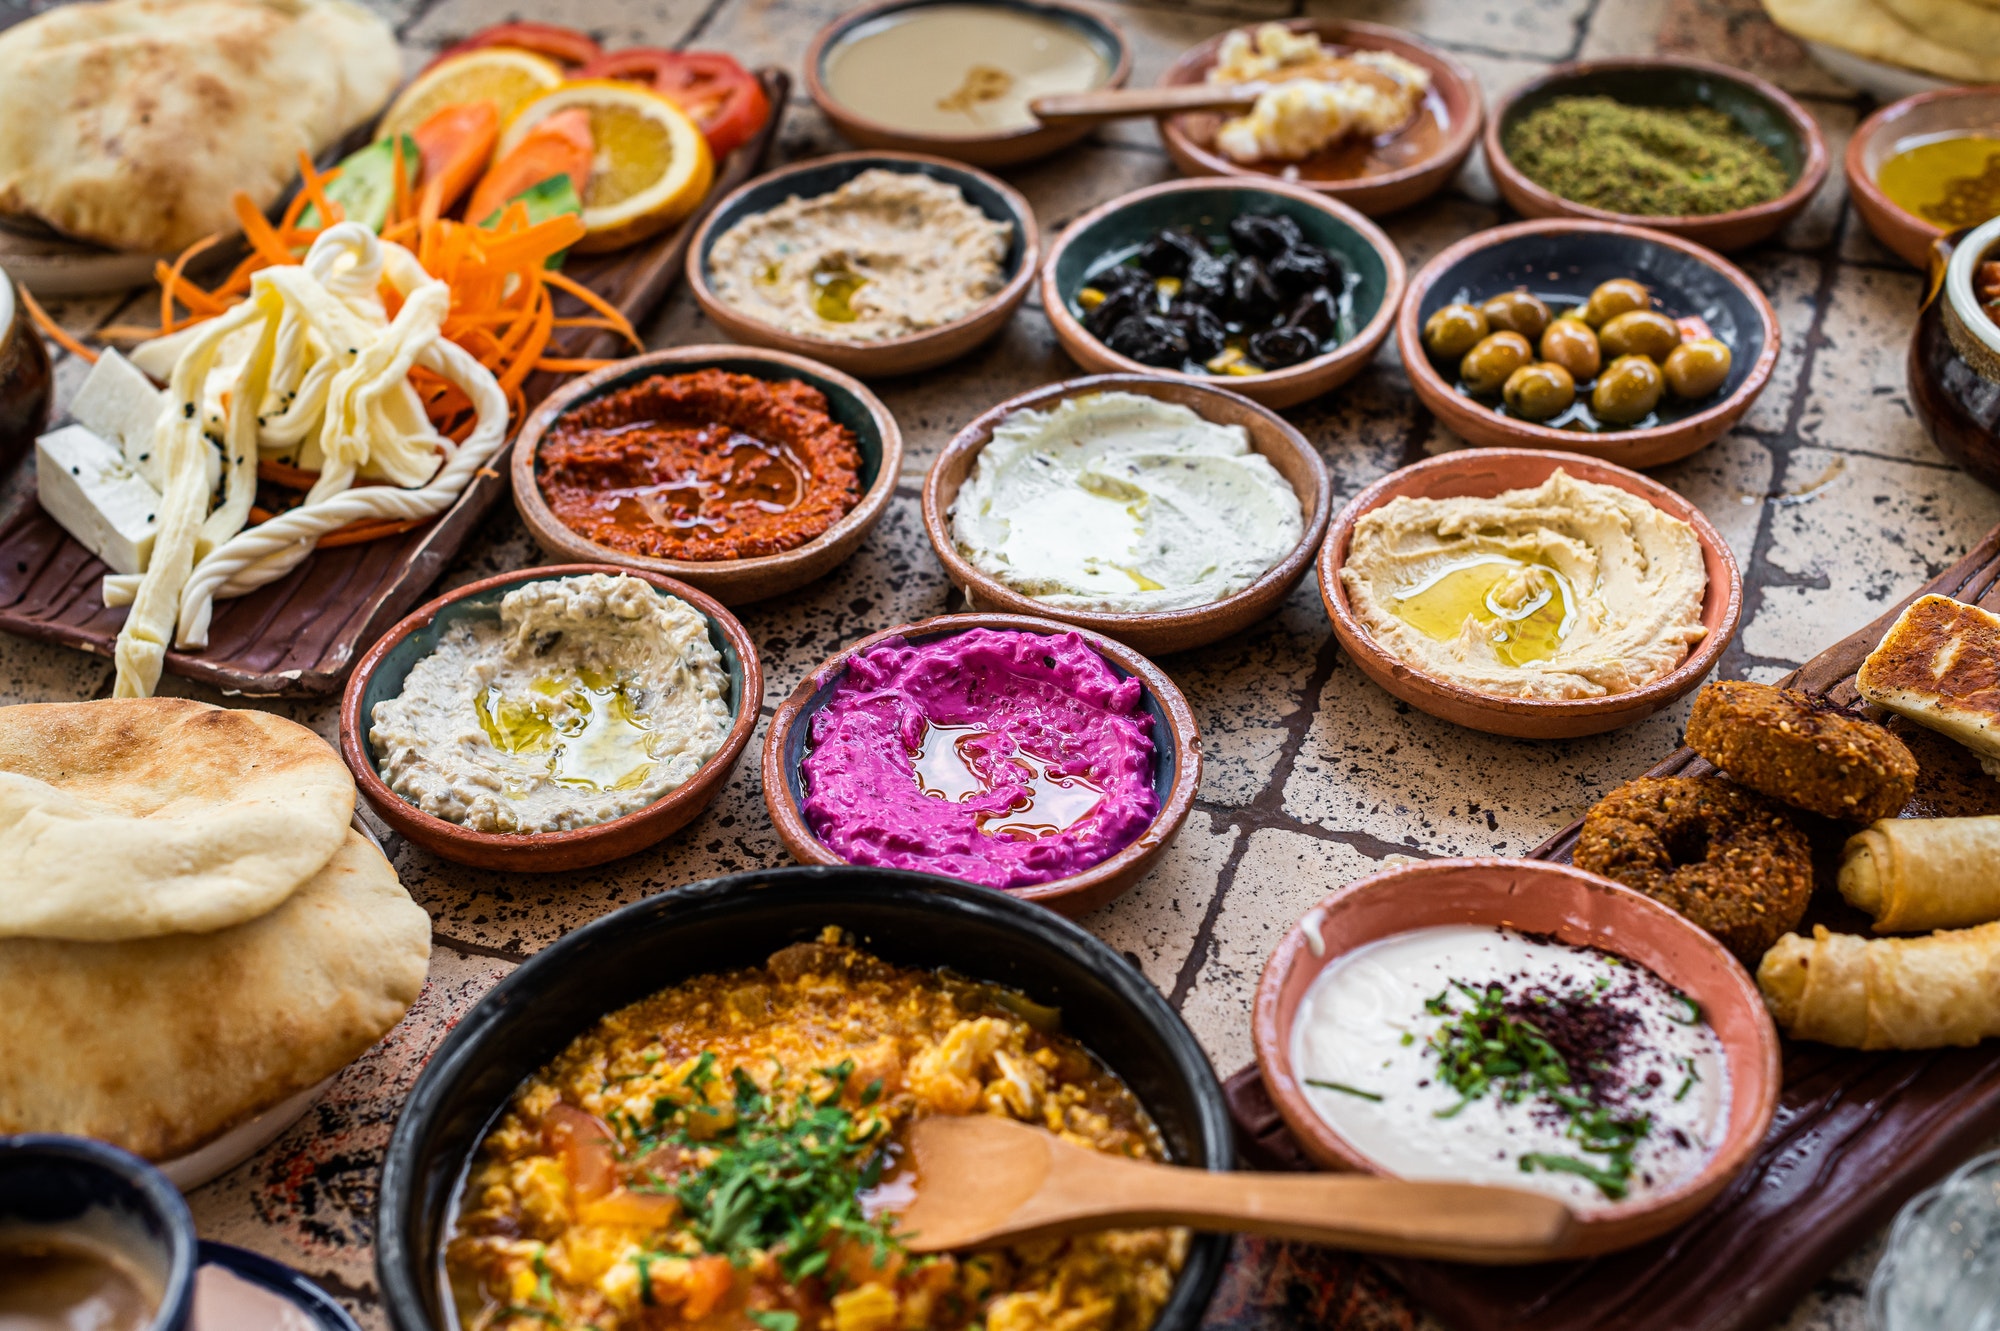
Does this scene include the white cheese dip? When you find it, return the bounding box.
[1291,925,1729,1211]
[950,391,1303,613]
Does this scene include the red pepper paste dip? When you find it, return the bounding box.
[536,369,863,561]
[799,628,1159,888]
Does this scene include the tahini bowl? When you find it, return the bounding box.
[1848,87,2000,270]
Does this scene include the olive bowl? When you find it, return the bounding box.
[374,865,1232,1331]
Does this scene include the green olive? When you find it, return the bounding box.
[1459,331,1533,396]
[1538,317,1602,383]
[1582,278,1651,328]
[1503,362,1577,422]
[1663,337,1733,399]
[1479,289,1552,342]
[1598,309,1682,362]
[1591,354,1665,425]
[1423,302,1490,360]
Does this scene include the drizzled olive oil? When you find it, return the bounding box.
[1392,554,1578,667]
[476,668,659,795]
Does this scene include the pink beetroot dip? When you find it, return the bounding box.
[799,628,1159,888]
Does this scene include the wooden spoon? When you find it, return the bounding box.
[885,1116,1574,1264]
[1027,84,1267,127]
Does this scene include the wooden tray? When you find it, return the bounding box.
[1220,520,2000,1331]
[0,70,788,697]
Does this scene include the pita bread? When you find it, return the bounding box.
[0,830,430,1162]
[0,0,401,253]
[1764,0,2000,81]
[0,698,355,941]
[1874,0,2000,55]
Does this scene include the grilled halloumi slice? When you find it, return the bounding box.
[1857,594,2000,778]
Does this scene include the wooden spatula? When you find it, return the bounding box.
[1027,83,1268,127]
[885,1115,1574,1264]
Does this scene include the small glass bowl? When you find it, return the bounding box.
[1870,1148,2000,1330]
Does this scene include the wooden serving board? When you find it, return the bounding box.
[1219,520,2000,1331]
[0,70,787,697]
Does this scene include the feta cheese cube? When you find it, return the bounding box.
[69,349,168,490]
[36,425,161,575]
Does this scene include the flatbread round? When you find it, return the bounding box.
[0,698,356,941]
[1764,0,2000,82]
[0,830,430,1162]
[1873,0,2000,56]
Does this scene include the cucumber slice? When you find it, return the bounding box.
[303,135,420,233]
[480,174,583,268]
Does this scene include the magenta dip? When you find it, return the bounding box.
[799,628,1159,887]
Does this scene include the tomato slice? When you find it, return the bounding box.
[541,1102,619,1204]
[430,22,602,70]
[576,49,768,160]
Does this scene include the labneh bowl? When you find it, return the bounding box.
[1253,858,1782,1258]
[510,345,904,606]
[687,151,1038,378]
[1042,178,1404,410]
[1317,448,1742,739]
[923,374,1332,655]
[338,564,763,873]
[374,865,1232,1331]
[762,612,1202,917]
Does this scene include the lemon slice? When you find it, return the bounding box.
[379,49,564,146]
[498,80,715,253]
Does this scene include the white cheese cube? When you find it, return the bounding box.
[36,425,162,575]
[69,349,168,490]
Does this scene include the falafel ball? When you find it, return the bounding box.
[1686,680,1917,822]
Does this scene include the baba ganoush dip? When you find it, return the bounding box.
[799,628,1156,888]
[1339,469,1707,700]
[951,391,1304,613]
[706,168,1012,344]
[368,573,731,833]
[1292,924,1729,1209]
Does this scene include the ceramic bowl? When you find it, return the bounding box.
[762,612,1201,917]
[1155,19,1481,217]
[1485,57,1828,253]
[1043,178,1404,410]
[1910,213,2000,491]
[0,265,52,471]
[510,346,903,605]
[374,865,1231,1331]
[687,153,1037,377]
[1399,219,1779,468]
[803,0,1131,167]
[1318,448,1742,738]
[1253,857,1783,1258]
[922,374,1330,655]
[195,1243,363,1331]
[1849,88,2000,269]
[338,564,763,872]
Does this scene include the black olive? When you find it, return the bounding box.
[1248,325,1322,369]
[1136,228,1205,277]
[1084,283,1145,338]
[1105,313,1189,367]
[1284,287,1340,341]
[1181,251,1230,308]
[1167,300,1227,361]
[1091,262,1154,296]
[1227,255,1282,324]
[1228,213,1303,258]
[1267,245,1337,297]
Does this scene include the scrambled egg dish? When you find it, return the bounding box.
[445,933,1187,1331]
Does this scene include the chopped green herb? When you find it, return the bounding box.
[1669,992,1701,1026]
[1305,1078,1383,1102]
[749,1313,800,1331]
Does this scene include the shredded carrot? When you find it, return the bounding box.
[316,516,428,548]
[18,284,98,364]
[533,359,624,373]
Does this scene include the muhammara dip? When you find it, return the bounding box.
[706,168,1011,343]
[369,573,731,833]
[1340,469,1707,699]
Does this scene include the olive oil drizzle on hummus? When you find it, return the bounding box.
[1393,555,1581,669]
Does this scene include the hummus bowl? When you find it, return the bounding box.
[339,565,763,872]
[1317,448,1742,738]
[763,612,1201,917]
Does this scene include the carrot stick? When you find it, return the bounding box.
[17,284,97,364]
[159,232,224,333]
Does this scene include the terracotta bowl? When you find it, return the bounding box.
[1399,220,1779,468]
[922,374,1330,656]
[339,564,763,873]
[802,0,1131,168]
[761,612,1201,918]
[510,345,903,606]
[686,152,1037,378]
[1849,87,2000,270]
[1253,857,1783,1259]
[1486,58,1828,254]
[1155,19,1481,218]
[1317,448,1743,738]
[1042,178,1404,411]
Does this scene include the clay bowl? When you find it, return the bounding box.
[1155,19,1481,217]
[1486,58,1828,254]
[339,564,763,873]
[1849,87,2000,269]
[0,265,52,471]
[1253,857,1783,1258]
[687,152,1037,378]
[1317,448,1742,738]
[1399,220,1779,468]
[1042,178,1404,411]
[802,0,1131,168]
[922,374,1330,656]
[510,345,902,606]
[762,612,1201,918]
[1910,213,2000,491]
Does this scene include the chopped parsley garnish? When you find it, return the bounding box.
[1305,1078,1383,1102]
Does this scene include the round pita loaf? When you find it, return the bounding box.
[1763,0,2000,81]
[0,829,430,1162]
[0,698,356,940]
[1873,0,2000,56]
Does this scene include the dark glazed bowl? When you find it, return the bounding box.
[338,564,763,872]
[196,1243,362,1331]
[1486,57,1828,253]
[374,866,1231,1331]
[0,1134,196,1331]
[1911,214,2000,492]
[0,267,53,471]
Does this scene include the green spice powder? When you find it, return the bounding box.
[1503,95,1791,217]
